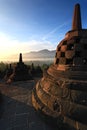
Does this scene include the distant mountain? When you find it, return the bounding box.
[6,49,56,62]
[23,49,56,59]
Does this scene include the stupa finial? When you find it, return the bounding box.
[72,3,82,30]
[19,53,22,63]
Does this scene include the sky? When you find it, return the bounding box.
[0,0,87,61]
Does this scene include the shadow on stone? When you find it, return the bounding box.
[0,91,3,118]
[0,93,66,130]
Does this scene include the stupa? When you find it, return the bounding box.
[4,64,13,81]
[30,63,43,77]
[32,4,87,130]
[8,53,32,82]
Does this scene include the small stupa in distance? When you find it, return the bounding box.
[7,53,32,82]
[32,3,87,130]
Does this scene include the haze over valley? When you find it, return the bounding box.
[1,49,55,63]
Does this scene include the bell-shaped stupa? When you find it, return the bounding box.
[8,53,32,82]
[32,4,87,130]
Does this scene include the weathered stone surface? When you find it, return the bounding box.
[32,3,87,130]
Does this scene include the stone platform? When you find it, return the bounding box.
[0,79,60,130]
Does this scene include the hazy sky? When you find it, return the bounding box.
[0,0,87,60]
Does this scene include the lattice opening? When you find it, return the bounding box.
[75,51,81,57]
[66,58,73,64]
[55,58,59,64]
[67,44,74,50]
[61,52,65,57]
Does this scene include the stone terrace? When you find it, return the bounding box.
[0,79,59,130]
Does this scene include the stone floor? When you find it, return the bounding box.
[0,79,59,130]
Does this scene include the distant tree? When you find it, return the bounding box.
[0,62,7,72]
[41,64,49,71]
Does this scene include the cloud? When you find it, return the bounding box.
[0,32,56,61]
[42,21,70,41]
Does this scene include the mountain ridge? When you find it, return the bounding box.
[5,49,56,62]
[23,49,56,59]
